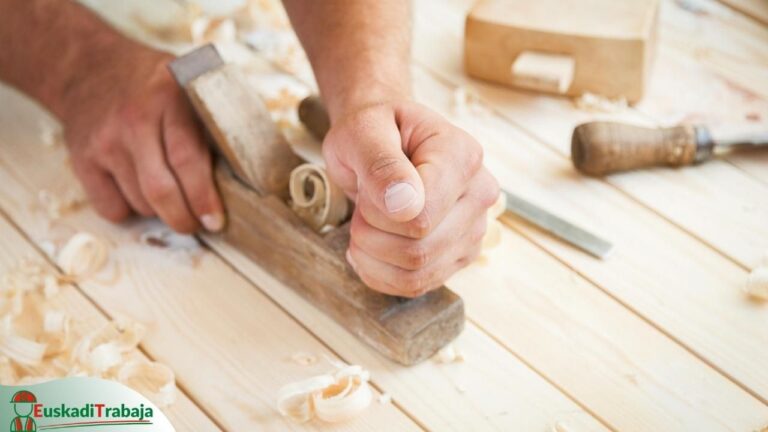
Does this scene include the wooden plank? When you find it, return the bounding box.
[408,67,768,430]
[0,213,221,431]
[208,237,609,432]
[0,86,419,431]
[718,0,768,25]
[411,0,768,270]
[216,52,768,429]
[643,0,768,184]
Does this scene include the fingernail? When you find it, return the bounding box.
[200,213,225,232]
[346,249,357,270]
[385,182,417,213]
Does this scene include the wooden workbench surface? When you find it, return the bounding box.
[0,0,766,430]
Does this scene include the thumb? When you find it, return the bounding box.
[348,126,425,223]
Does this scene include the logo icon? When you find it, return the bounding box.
[10,390,36,432]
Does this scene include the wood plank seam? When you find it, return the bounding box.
[464,316,617,431]
[0,204,226,431]
[498,212,768,407]
[198,236,430,431]
[413,59,756,272]
[257,50,768,412]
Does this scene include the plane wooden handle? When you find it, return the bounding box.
[298,95,331,140]
[571,122,714,176]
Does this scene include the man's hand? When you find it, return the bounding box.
[60,48,223,233]
[0,0,223,234]
[323,101,499,297]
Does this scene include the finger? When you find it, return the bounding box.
[72,159,131,223]
[357,167,499,238]
[130,125,199,233]
[349,194,488,270]
[162,101,224,232]
[325,109,425,222]
[402,107,485,233]
[103,147,154,216]
[347,243,465,298]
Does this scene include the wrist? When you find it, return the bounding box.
[321,74,412,122]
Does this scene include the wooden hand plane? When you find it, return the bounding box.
[168,44,464,365]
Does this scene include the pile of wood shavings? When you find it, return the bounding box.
[277,363,373,423]
[0,233,176,407]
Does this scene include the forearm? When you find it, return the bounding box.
[282,0,412,121]
[0,0,157,119]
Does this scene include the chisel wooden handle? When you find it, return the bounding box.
[571,122,714,176]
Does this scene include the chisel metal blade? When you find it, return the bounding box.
[502,189,613,259]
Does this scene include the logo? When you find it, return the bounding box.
[1,378,172,431]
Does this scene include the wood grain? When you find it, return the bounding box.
[412,0,768,270]
[186,64,303,196]
[0,84,420,431]
[718,0,768,25]
[214,164,464,365]
[230,52,768,430]
[0,212,221,431]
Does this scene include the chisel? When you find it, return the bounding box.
[299,96,613,259]
[571,121,768,176]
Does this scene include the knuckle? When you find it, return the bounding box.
[144,175,176,203]
[366,154,403,183]
[400,270,426,295]
[465,141,484,174]
[406,211,432,239]
[479,176,501,209]
[403,241,430,269]
[167,143,202,171]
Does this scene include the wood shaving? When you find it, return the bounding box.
[277,364,372,423]
[289,164,349,231]
[117,359,177,408]
[378,393,392,404]
[452,86,488,116]
[552,421,573,432]
[0,258,176,406]
[574,92,628,113]
[481,193,506,252]
[39,120,63,148]
[432,342,464,364]
[38,189,86,220]
[744,267,768,302]
[57,232,109,280]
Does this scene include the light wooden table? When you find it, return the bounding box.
[0,0,766,430]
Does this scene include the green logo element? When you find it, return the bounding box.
[10,390,37,432]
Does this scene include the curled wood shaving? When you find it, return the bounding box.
[57,232,109,280]
[552,421,573,432]
[277,364,373,423]
[745,267,768,302]
[289,164,349,231]
[118,359,177,408]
